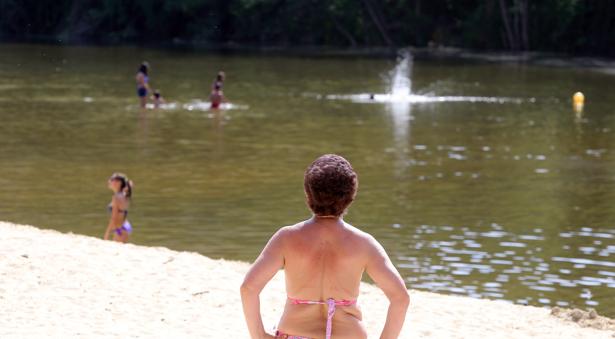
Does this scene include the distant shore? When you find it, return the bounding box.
[3,39,615,74]
[0,221,613,338]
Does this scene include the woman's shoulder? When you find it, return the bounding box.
[270,221,314,243]
[343,222,374,238]
[342,222,382,250]
[276,222,303,236]
[112,193,129,206]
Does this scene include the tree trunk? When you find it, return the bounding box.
[498,0,518,51]
[330,14,358,47]
[513,0,520,49]
[64,0,94,41]
[361,0,393,46]
[520,0,529,50]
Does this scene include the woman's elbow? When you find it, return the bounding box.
[240,281,250,296]
[394,289,410,309]
[240,279,258,298]
[401,290,410,307]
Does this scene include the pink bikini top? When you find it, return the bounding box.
[287,297,357,339]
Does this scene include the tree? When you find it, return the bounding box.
[498,0,529,51]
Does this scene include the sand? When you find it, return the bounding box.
[0,221,612,339]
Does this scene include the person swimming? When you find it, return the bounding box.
[151,89,165,108]
[104,173,134,243]
[241,154,409,339]
[210,83,226,109]
[136,62,150,108]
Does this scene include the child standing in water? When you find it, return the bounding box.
[212,71,225,90]
[136,62,150,108]
[151,90,165,108]
[210,84,226,109]
[104,173,134,243]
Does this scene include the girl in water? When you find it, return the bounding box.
[241,154,409,339]
[210,84,226,109]
[104,173,134,243]
[212,71,225,90]
[136,62,150,108]
[151,90,165,108]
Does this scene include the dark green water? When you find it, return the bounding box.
[1,44,614,316]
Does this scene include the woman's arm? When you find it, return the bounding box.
[240,228,287,339]
[365,236,410,339]
[104,196,124,240]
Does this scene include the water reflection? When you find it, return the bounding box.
[396,222,615,309]
[137,109,150,152]
[387,51,413,174]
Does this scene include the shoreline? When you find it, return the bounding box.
[3,40,615,74]
[0,221,613,338]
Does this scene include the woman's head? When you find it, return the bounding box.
[139,62,149,75]
[304,154,358,217]
[108,173,133,198]
[216,71,225,81]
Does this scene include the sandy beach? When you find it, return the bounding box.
[0,221,613,338]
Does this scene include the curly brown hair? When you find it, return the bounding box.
[304,154,358,216]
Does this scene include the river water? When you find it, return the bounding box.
[1,44,614,316]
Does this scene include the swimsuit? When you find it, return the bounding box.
[275,331,311,339]
[276,297,357,339]
[137,73,149,97]
[107,204,132,236]
[115,220,132,236]
[210,90,222,109]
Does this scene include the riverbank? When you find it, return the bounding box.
[0,221,613,338]
[5,39,615,74]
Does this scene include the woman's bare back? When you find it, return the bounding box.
[241,155,408,339]
[277,218,374,338]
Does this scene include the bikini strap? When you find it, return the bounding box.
[326,298,335,339]
[287,297,357,339]
[288,297,356,306]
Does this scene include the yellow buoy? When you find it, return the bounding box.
[573,92,585,105]
[572,92,584,115]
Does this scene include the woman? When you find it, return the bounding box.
[136,62,150,108]
[104,173,133,243]
[241,154,409,339]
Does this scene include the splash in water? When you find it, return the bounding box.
[390,50,413,98]
[325,49,529,105]
[386,50,413,147]
[128,100,248,111]
[182,100,248,111]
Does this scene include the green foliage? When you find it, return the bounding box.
[0,0,614,56]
